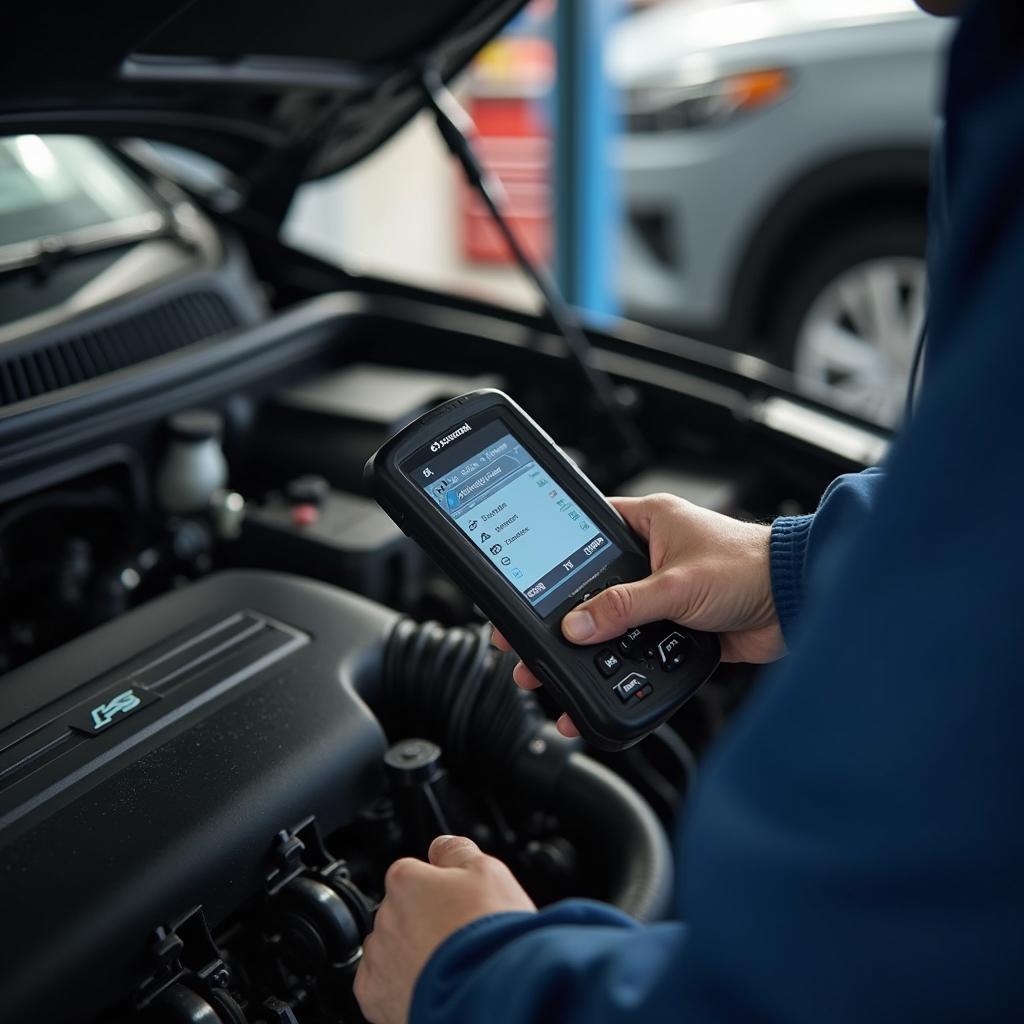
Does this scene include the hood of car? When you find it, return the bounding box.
[0,0,527,216]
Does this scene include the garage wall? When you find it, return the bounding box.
[285,111,538,311]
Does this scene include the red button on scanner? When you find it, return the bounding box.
[614,672,649,704]
[291,503,319,528]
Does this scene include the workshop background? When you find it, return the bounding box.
[287,0,950,429]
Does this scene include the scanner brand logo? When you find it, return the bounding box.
[429,422,472,452]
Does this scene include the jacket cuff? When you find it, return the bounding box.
[770,515,815,641]
[411,901,638,1024]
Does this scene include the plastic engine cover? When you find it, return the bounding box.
[0,570,397,1024]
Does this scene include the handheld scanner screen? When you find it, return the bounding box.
[409,422,620,618]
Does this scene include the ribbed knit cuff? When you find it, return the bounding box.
[769,515,815,642]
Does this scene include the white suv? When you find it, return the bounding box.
[610,0,954,424]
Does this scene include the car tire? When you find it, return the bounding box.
[769,217,927,427]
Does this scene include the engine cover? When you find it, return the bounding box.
[0,571,396,1024]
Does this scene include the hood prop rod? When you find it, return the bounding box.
[420,66,650,479]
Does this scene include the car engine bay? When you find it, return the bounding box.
[0,177,885,1024]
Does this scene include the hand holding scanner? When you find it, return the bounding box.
[365,390,720,751]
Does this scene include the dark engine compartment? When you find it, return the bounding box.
[0,215,884,1023]
[1,572,670,1024]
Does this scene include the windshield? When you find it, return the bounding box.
[0,135,158,249]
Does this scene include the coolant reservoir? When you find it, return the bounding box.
[155,409,228,514]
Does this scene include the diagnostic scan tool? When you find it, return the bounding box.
[366,390,720,750]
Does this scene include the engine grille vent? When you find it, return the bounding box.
[0,291,239,408]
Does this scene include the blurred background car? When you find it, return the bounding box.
[281,0,954,431]
[610,0,954,424]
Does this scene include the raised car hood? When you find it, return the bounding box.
[0,0,526,215]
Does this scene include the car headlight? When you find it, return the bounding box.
[624,68,791,133]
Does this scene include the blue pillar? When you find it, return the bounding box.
[554,0,622,321]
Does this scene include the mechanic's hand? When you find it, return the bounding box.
[493,494,783,738]
[354,835,536,1024]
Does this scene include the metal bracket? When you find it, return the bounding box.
[135,905,230,1010]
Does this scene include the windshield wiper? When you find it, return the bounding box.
[0,211,171,279]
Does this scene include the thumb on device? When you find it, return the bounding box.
[428,835,483,869]
[562,573,674,644]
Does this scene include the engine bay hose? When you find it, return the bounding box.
[380,619,673,921]
[547,749,673,922]
[381,618,542,770]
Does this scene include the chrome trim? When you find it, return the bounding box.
[750,395,888,466]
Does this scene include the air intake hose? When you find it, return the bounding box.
[381,618,541,770]
[380,620,672,921]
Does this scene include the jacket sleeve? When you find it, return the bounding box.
[411,902,688,1024]
[769,468,885,641]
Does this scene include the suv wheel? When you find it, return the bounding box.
[773,219,927,427]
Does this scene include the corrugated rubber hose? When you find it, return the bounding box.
[380,619,672,922]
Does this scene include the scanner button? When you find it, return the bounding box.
[614,672,648,703]
[617,627,644,655]
[291,503,319,528]
[595,649,622,678]
[657,632,688,672]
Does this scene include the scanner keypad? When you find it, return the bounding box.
[575,584,693,703]
[608,622,691,703]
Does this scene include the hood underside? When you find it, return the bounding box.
[0,0,527,214]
